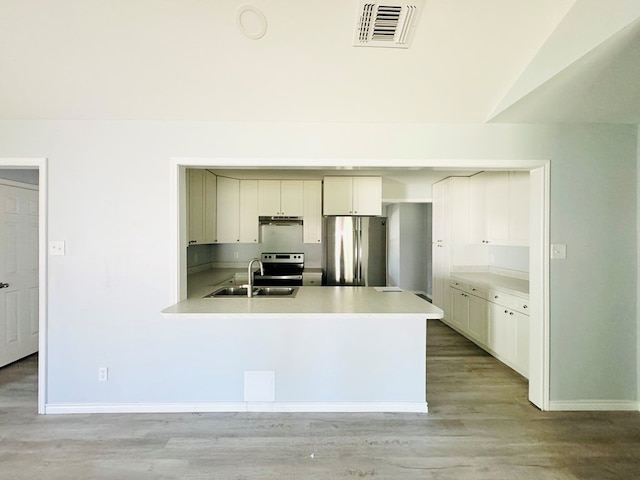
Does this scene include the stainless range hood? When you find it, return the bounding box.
[259,216,303,225]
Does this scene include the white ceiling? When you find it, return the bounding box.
[1,0,639,124]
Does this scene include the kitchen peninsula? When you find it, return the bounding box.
[162,282,443,413]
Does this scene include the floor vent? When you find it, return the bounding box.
[353,1,424,49]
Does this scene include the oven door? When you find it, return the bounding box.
[253,274,303,287]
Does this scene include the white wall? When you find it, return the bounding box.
[0,120,636,406]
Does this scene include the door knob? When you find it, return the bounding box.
[0,283,9,289]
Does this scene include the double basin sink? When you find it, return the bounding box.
[205,286,298,298]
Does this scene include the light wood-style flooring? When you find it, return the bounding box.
[1,319,639,479]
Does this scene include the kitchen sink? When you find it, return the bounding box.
[205,286,298,298]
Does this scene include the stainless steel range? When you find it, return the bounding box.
[253,253,304,286]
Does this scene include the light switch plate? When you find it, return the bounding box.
[49,241,65,256]
[551,244,567,259]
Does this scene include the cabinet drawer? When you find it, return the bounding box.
[450,279,485,298]
[488,288,529,315]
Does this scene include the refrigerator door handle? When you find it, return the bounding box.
[355,217,362,285]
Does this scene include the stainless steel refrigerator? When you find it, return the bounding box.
[324,216,387,286]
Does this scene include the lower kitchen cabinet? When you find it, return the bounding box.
[467,293,487,344]
[449,280,487,345]
[446,275,528,379]
[487,291,529,378]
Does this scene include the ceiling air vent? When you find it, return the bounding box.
[353,1,423,49]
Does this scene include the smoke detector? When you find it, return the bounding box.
[353,1,424,49]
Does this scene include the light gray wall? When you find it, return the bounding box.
[387,203,431,293]
[0,120,636,406]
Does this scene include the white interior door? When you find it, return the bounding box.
[0,183,39,368]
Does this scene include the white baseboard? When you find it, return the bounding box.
[549,400,639,411]
[45,401,428,415]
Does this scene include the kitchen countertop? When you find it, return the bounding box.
[164,284,443,319]
[450,271,529,297]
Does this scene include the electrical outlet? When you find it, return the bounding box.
[49,241,65,256]
[98,367,108,382]
[234,251,239,259]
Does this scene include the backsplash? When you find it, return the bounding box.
[187,224,323,270]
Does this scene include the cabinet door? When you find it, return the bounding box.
[188,169,205,245]
[450,288,469,330]
[216,176,240,243]
[487,301,514,361]
[467,294,487,345]
[513,310,529,378]
[257,180,281,216]
[450,177,469,243]
[485,172,509,245]
[203,171,217,243]
[432,242,449,312]
[432,180,445,245]
[468,173,487,244]
[239,180,259,243]
[323,177,353,215]
[508,171,529,246]
[280,180,304,216]
[303,180,322,243]
[352,177,382,216]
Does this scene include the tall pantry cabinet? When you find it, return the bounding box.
[431,177,469,318]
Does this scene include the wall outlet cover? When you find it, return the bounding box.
[551,244,567,259]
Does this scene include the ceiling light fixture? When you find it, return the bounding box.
[236,4,268,40]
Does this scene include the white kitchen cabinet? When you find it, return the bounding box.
[508,171,530,246]
[449,279,487,345]
[302,180,322,243]
[239,180,259,243]
[431,177,468,317]
[468,171,529,246]
[323,176,382,216]
[450,285,470,331]
[216,176,240,243]
[188,169,216,245]
[485,172,510,245]
[487,289,529,378]
[258,180,304,217]
[467,293,487,344]
[217,177,259,243]
[468,173,486,244]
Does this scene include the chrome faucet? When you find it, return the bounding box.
[246,257,264,297]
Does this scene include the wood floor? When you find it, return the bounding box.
[1,319,639,479]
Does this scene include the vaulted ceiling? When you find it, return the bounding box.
[1,0,639,124]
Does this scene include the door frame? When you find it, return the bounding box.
[0,158,48,414]
[170,157,550,409]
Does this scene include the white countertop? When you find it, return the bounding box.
[163,285,443,319]
[450,271,529,297]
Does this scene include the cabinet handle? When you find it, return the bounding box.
[523,305,528,309]
[472,288,477,291]
[504,310,508,314]
[509,312,514,316]
[494,295,499,299]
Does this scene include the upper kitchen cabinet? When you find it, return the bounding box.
[239,180,259,243]
[323,176,382,216]
[187,169,216,245]
[469,171,529,246]
[258,180,304,217]
[303,180,322,243]
[216,177,259,243]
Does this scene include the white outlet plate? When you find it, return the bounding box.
[49,241,65,256]
[551,244,567,259]
[98,367,108,382]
